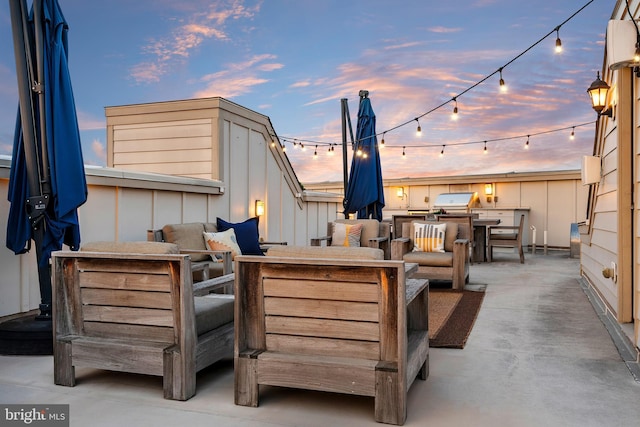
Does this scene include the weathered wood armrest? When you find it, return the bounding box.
[390,237,412,260]
[310,236,331,246]
[193,273,235,296]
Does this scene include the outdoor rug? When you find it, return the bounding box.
[429,289,485,349]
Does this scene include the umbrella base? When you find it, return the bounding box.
[0,313,52,355]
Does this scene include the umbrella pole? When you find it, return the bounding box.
[9,0,52,319]
[340,98,355,218]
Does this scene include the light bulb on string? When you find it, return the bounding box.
[451,98,459,121]
[380,132,385,147]
[415,118,422,136]
[440,145,445,158]
[499,68,507,93]
[635,40,640,63]
[555,27,562,53]
[313,145,318,159]
[570,127,575,140]
[270,139,276,148]
[300,143,306,152]
[483,141,488,154]
[282,143,287,152]
[525,135,530,149]
[402,146,406,159]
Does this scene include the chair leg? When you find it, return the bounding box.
[519,245,525,263]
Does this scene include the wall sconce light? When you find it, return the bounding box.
[484,183,494,203]
[396,187,405,198]
[255,200,265,216]
[587,72,613,117]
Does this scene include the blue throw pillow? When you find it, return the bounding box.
[216,217,264,256]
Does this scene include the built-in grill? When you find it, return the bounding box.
[433,192,479,213]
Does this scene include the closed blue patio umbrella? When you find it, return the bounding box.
[343,91,385,220]
[7,0,87,319]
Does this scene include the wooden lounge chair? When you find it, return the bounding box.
[234,246,429,425]
[52,243,235,400]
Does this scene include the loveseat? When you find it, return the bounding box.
[148,218,271,282]
[391,219,469,290]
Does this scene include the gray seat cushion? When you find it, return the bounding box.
[194,295,234,336]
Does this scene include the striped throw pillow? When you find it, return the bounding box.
[331,222,363,247]
[413,222,446,253]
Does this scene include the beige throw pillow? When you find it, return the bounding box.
[203,229,242,260]
[331,222,363,247]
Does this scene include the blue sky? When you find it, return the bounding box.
[0,0,611,183]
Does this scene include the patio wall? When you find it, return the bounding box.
[306,170,588,249]
[0,160,342,319]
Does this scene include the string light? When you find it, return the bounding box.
[440,145,445,157]
[483,141,488,154]
[499,68,507,93]
[451,98,459,121]
[570,127,575,140]
[279,1,595,150]
[381,132,385,147]
[281,144,287,152]
[356,146,363,157]
[555,26,562,53]
[402,146,406,159]
[525,135,530,149]
[313,145,318,159]
[415,118,422,136]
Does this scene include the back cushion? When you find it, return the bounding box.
[162,223,208,261]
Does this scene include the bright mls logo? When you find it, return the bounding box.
[1,405,69,426]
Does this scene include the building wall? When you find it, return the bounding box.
[306,170,588,248]
[580,0,639,350]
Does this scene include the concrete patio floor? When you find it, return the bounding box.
[1,250,640,426]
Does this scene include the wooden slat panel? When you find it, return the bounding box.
[76,259,170,274]
[265,316,379,342]
[82,306,173,327]
[264,297,378,322]
[266,334,380,360]
[71,338,165,376]
[261,263,382,284]
[263,278,379,302]
[83,322,175,342]
[80,288,172,309]
[257,358,376,396]
[78,271,172,292]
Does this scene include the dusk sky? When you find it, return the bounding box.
[0,0,612,183]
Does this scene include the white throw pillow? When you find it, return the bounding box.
[203,229,242,260]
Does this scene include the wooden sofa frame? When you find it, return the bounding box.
[234,255,429,425]
[52,250,235,400]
